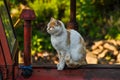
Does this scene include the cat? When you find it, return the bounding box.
[47,18,86,70]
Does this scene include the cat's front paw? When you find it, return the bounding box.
[57,63,65,70]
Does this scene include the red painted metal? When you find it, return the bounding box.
[0,1,120,80]
[0,41,7,80]
[0,18,14,80]
[24,20,32,66]
[67,0,78,30]
[0,1,20,79]
[16,66,120,80]
[0,19,13,65]
[20,9,36,66]
[0,41,6,66]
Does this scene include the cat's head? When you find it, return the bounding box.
[47,17,65,35]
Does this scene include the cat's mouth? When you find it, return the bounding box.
[48,27,54,31]
[47,27,55,34]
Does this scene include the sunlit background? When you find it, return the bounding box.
[7,0,120,64]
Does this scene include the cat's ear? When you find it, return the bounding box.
[50,17,61,26]
[56,20,61,26]
[50,17,56,21]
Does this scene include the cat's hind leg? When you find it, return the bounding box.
[65,53,86,68]
[65,53,78,68]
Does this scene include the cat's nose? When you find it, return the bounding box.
[47,27,53,31]
[49,28,53,31]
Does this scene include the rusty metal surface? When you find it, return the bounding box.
[17,66,120,80]
[70,0,76,22]
[67,0,78,30]
[0,19,13,65]
[0,41,6,66]
[20,9,36,20]
[0,18,13,79]
[23,21,32,66]
[20,9,36,66]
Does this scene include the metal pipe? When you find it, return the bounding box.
[20,9,36,66]
[20,9,36,78]
[23,20,32,66]
[67,0,78,30]
[70,0,76,22]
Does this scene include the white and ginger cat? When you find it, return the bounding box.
[47,18,86,70]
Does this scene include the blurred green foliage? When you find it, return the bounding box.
[76,0,120,40]
[8,0,120,55]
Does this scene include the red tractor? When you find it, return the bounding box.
[0,0,120,80]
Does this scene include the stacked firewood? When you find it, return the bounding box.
[86,40,120,64]
[32,51,59,64]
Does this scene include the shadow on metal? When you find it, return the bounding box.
[32,64,120,69]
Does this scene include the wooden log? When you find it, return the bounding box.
[117,53,120,63]
[91,41,104,50]
[98,45,104,50]
[92,48,103,55]
[113,50,119,56]
[116,40,120,46]
[86,52,98,64]
[98,49,108,59]
[103,43,116,51]
[107,40,117,46]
